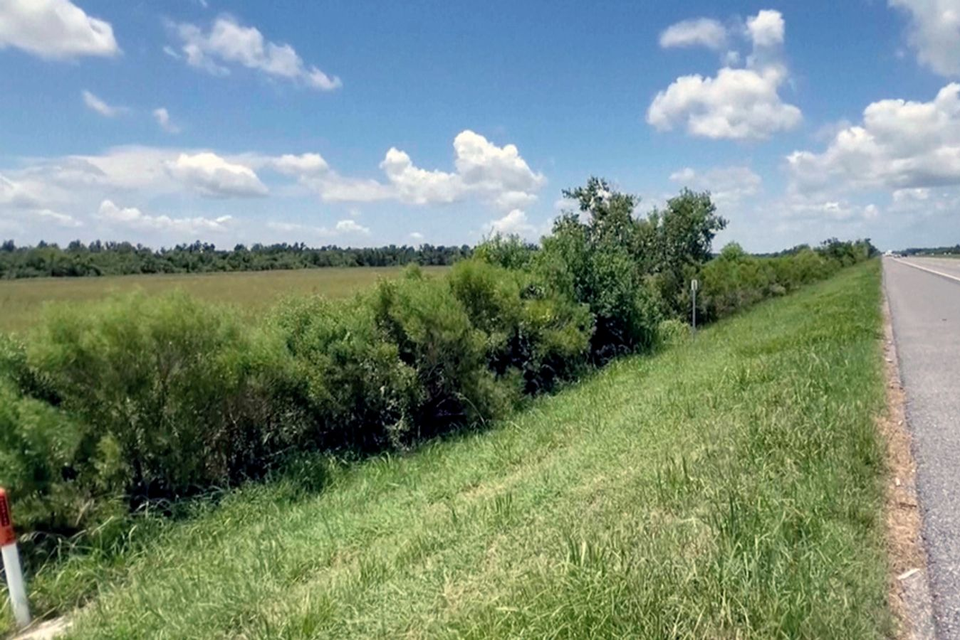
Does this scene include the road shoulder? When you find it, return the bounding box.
[882,282,936,639]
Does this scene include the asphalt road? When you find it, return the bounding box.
[885,257,960,638]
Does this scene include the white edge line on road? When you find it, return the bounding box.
[892,258,960,285]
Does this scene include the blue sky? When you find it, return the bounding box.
[1,0,958,251]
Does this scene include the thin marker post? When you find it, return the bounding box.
[691,278,699,334]
[0,488,30,629]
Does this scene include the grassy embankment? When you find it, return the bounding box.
[4,261,890,638]
[0,266,450,334]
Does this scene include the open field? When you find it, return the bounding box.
[0,267,449,334]
[9,261,891,638]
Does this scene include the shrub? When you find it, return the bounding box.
[536,213,661,362]
[448,259,593,394]
[371,275,516,438]
[270,296,418,451]
[473,234,538,270]
[22,292,302,502]
[0,380,127,544]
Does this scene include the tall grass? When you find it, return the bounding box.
[14,261,888,638]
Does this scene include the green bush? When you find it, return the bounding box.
[271,295,417,451]
[371,274,516,438]
[448,259,593,394]
[535,213,661,362]
[22,293,302,501]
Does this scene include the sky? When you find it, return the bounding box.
[1,0,959,252]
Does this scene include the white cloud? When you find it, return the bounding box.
[334,219,369,235]
[98,199,231,234]
[270,153,328,175]
[649,9,800,141]
[669,165,762,206]
[659,18,728,50]
[0,0,118,60]
[380,147,461,204]
[153,107,180,133]
[167,152,268,198]
[746,9,785,48]
[890,0,960,77]
[453,130,545,194]
[171,16,341,90]
[787,83,960,194]
[409,231,424,241]
[485,209,536,237]
[82,90,124,117]
[281,130,545,209]
[648,66,801,140]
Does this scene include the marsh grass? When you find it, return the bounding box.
[0,266,450,334]
[3,261,889,638]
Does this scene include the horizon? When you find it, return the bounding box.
[2,1,960,252]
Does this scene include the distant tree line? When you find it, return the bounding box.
[900,244,960,256]
[0,240,473,279]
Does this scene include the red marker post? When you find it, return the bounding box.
[0,488,31,629]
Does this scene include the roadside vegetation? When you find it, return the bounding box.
[8,260,888,638]
[0,179,878,635]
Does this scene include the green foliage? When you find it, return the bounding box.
[271,296,417,451]
[536,179,665,361]
[696,241,873,321]
[371,275,515,437]
[473,234,538,271]
[0,177,876,578]
[55,263,890,639]
[1,292,308,557]
[448,259,593,394]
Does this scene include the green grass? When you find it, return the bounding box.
[5,261,890,638]
[0,266,449,334]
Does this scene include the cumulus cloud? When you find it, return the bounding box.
[669,165,762,206]
[648,67,800,140]
[890,0,960,77]
[485,209,537,237]
[98,200,231,234]
[659,18,728,50]
[153,108,180,133]
[746,9,785,48]
[166,152,268,198]
[409,231,424,241]
[0,0,118,59]
[279,130,545,209]
[82,90,124,117]
[380,148,462,204]
[648,9,801,140]
[787,83,960,194]
[171,16,341,90]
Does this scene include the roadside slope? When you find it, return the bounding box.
[48,261,889,638]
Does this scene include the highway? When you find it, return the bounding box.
[885,257,960,637]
